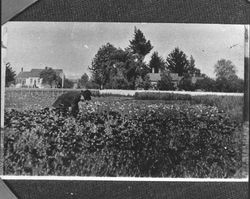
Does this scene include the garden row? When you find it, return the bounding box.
[4,100,243,177]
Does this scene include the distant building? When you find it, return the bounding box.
[148,65,203,89]
[16,67,65,88]
[148,72,182,88]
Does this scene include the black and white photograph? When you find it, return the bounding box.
[1,22,249,178]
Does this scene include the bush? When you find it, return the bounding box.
[4,101,242,177]
[134,92,192,101]
[195,77,216,91]
[215,77,244,93]
[178,76,196,91]
[191,95,243,122]
[157,72,175,91]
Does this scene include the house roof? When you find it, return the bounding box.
[16,68,64,79]
[16,71,31,79]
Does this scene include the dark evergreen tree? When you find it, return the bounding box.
[149,51,165,73]
[129,27,153,59]
[188,55,201,76]
[166,47,189,76]
[5,62,16,87]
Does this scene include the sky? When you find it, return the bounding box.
[5,22,245,79]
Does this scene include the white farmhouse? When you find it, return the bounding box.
[16,67,65,88]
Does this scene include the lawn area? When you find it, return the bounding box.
[3,90,245,177]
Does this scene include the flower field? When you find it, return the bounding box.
[4,93,244,177]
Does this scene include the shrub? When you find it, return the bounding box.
[4,101,242,177]
[157,72,175,91]
[191,95,243,122]
[195,77,216,91]
[178,76,196,91]
[134,92,192,100]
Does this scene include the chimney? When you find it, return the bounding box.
[21,67,23,72]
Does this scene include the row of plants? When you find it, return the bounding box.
[134,92,192,101]
[134,92,243,122]
[4,100,243,177]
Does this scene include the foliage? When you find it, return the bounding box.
[89,43,118,89]
[166,47,190,76]
[5,89,100,111]
[213,59,244,92]
[215,76,244,93]
[195,76,217,91]
[5,62,16,87]
[157,71,175,90]
[85,81,100,89]
[106,70,130,89]
[149,51,165,73]
[214,59,237,80]
[134,92,192,101]
[78,73,89,88]
[40,67,59,88]
[166,48,202,77]
[4,99,242,177]
[194,66,244,93]
[89,42,151,90]
[178,75,196,91]
[63,78,74,88]
[142,74,152,90]
[191,95,243,122]
[134,75,152,90]
[129,27,153,59]
[188,55,201,76]
[134,92,243,123]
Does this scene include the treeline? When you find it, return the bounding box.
[5,27,244,92]
[80,27,202,90]
[78,27,244,92]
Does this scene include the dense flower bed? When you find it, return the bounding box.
[4,100,242,177]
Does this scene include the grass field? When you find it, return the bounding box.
[3,89,246,177]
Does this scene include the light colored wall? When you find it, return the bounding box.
[24,77,43,88]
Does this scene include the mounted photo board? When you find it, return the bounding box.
[0,0,250,197]
[1,0,38,25]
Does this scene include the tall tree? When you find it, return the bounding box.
[188,55,201,76]
[89,43,117,89]
[5,62,16,87]
[40,67,58,88]
[78,73,89,88]
[149,52,165,73]
[214,59,237,80]
[214,59,244,92]
[166,47,189,76]
[108,48,149,89]
[129,27,153,59]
